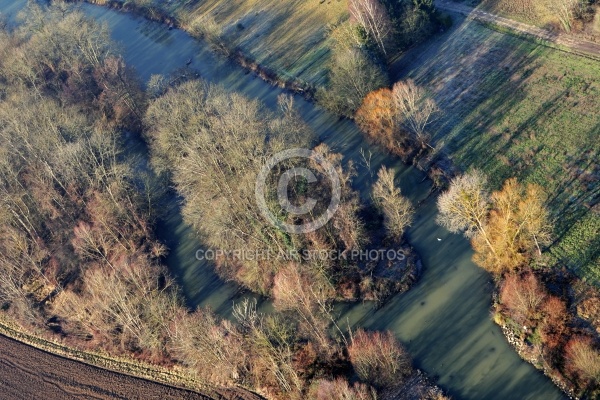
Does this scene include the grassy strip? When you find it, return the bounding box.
[476,20,600,62]
[63,0,317,99]
[0,316,220,397]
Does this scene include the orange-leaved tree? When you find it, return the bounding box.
[355,88,398,150]
[437,172,552,274]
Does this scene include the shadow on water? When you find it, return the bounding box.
[0,2,566,399]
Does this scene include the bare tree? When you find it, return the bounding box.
[436,170,490,238]
[272,263,337,351]
[565,336,600,382]
[348,329,412,388]
[392,80,439,148]
[348,0,394,56]
[318,47,389,117]
[310,378,376,400]
[547,0,578,32]
[167,309,247,384]
[372,166,414,240]
[233,299,303,397]
[499,272,546,325]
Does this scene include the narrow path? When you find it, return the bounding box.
[436,0,600,59]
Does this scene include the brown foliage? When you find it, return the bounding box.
[577,295,600,335]
[0,7,441,400]
[355,88,398,149]
[348,329,412,388]
[472,178,552,274]
[565,336,600,383]
[499,271,546,326]
[355,81,440,157]
[539,296,569,352]
[310,378,375,400]
[438,173,552,275]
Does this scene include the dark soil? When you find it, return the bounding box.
[0,334,261,400]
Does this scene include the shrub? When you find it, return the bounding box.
[310,378,375,400]
[499,271,546,326]
[348,329,411,387]
[565,336,600,384]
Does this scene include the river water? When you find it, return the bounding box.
[0,1,565,399]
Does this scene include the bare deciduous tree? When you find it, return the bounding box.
[392,80,439,148]
[233,299,303,397]
[272,263,336,351]
[310,378,376,400]
[167,309,247,384]
[348,329,411,388]
[499,272,546,324]
[372,166,414,240]
[565,336,600,382]
[436,170,490,238]
[318,47,389,117]
[348,0,394,56]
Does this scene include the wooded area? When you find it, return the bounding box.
[0,3,444,400]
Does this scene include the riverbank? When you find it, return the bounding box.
[64,0,322,99]
[0,4,442,399]
[492,268,600,399]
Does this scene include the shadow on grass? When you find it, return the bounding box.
[392,12,600,278]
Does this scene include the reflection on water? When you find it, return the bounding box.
[0,1,566,399]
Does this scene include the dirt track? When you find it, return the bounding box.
[0,334,258,400]
[436,0,600,58]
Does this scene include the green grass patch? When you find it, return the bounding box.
[399,20,600,283]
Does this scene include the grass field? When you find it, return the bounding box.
[148,0,347,86]
[394,17,600,283]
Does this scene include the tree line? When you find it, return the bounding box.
[342,4,600,393]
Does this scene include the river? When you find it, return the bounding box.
[0,1,566,399]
